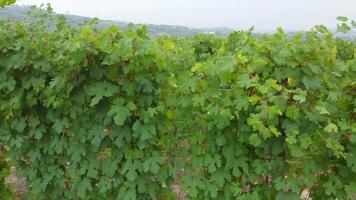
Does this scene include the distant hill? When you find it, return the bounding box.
[0,5,234,37]
[0,5,355,38]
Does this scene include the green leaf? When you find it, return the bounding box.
[286,131,298,145]
[269,106,283,116]
[69,143,86,163]
[102,158,118,177]
[85,82,119,106]
[269,126,282,137]
[237,73,254,88]
[352,20,356,27]
[337,23,351,33]
[122,160,138,181]
[345,182,356,198]
[299,134,312,149]
[336,16,348,22]
[87,160,99,178]
[98,177,112,193]
[286,106,299,120]
[248,95,261,104]
[77,178,92,198]
[191,63,206,72]
[302,76,322,90]
[108,98,136,126]
[214,55,237,84]
[143,156,163,174]
[323,179,338,195]
[350,135,356,143]
[204,154,218,173]
[210,171,228,187]
[102,39,133,65]
[132,122,156,141]
[230,182,242,197]
[13,118,26,132]
[346,153,356,172]
[324,123,338,133]
[266,79,282,91]
[236,53,249,64]
[216,136,226,146]
[126,168,137,181]
[52,117,69,133]
[274,177,285,191]
[249,134,261,147]
[315,106,329,115]
[314,25,329,33]
[293,89,307,103]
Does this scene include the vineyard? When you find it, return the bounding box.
[0,5,356,200]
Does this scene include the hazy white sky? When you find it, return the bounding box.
[16,0,356,31]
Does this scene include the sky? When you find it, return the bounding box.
[16,0,356,31]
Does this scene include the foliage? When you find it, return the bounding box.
[0,6,355,199]
[0,146,14,199]
[191,34,223,61]
[0,0,16,8]
[336,16,356,33]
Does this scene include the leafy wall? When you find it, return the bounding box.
[0,7,355,200]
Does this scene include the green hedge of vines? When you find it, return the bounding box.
[0,7,355,200]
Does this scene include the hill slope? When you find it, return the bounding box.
[0,5,234,37]
[1,5,355,38]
